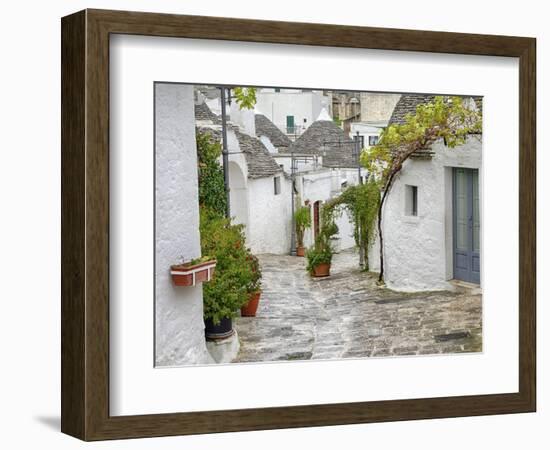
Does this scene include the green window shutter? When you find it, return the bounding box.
[286,115,295,133]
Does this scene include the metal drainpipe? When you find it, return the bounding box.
[290,152,297,256]
[220,87,231,219]
[356,131,362,185]
[355,131,365,269]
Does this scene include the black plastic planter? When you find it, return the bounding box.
[204,316,234,340]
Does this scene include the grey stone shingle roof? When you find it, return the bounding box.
[322,143,359,168]
[233,129,283,179]
[254,114,292,149]
[387,94,437,158]
[388,94,435,126]
[389,94,483,126]
[195,102,221,124]
[388,94,482,158]
[195,103,282,180]
[196,125,222,142]
[287,120,358,168]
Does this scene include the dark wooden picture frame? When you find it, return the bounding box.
[61,9,536,441]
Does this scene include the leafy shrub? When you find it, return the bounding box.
[331,180,380,270]
[200,208,254,325]
[305,244,333,273]
[305,203,337,274]
[245,254,262,294]
[196,131,227,217]
[294,205,311,248]
[195,129,262,323]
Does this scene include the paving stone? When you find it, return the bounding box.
[234,250,482,363]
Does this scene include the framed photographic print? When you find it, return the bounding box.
[61,9,536,441]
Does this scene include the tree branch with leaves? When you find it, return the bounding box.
[232,87,257,110]
[361,96,482,284]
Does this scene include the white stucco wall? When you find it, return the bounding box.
[228,160,249,230]
[247,174,293,254]
[259,135,278,153]
[155,83,213,366]
[225,128,292,255]
[299,169,357,250]
[221,122,363,257]
[350,122,383,149]
[369,136,482,291]
[256,90,331,135]
[229,101,256,136]
[205,96,221,115]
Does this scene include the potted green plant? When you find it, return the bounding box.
[199,208,254,340]
[240,254,262,317]
[294,205,311,257]
[306,243,333,277]
[306,205,338,277]
[170,255,217,287]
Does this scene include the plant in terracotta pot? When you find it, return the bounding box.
[200,207,254,339]
[294,205,311,257]
[306,204,338,277]
[306,241,334,277]
[241,254,263,317]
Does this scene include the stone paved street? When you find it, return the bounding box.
[234,249,482,362]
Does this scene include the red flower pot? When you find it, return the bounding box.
[241,291,261,317]
[170,259,216,287]
[296,246,306,257]
[312,263,330,277]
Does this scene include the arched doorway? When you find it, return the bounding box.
[228,161,249,233]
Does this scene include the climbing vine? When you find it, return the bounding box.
[196,130,256,324]
[322,179,380,270]
[361,96,482,283]
[196,131,227,217]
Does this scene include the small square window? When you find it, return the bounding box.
[274,176,281,195]
[405,185,418,216]
[368,135,379,146]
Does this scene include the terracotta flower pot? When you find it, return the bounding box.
[296,246,306,257]
[170,259,216,287]
[241,291,261,317]
[312,262,330,277]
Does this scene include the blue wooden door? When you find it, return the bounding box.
[453,168,480,284]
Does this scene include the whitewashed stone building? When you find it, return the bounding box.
[195,101,293,255]
[282,109,363,251]
[254,113,292,153]
[155,83,213,366]
[368,94,482,291]
[349,92,401,151]
[196,101,363,256]
[350,122,383,150]
[255,88,332,139]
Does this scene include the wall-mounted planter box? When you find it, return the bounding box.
[170,259,217,287]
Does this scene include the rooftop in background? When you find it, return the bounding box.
[195,103,283,180]
[388,94,437,126]
[195,102,221,124]
[287,109,359,168]
[387,93,483,158]
[388,93,483,126]
[255,114,292,149]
